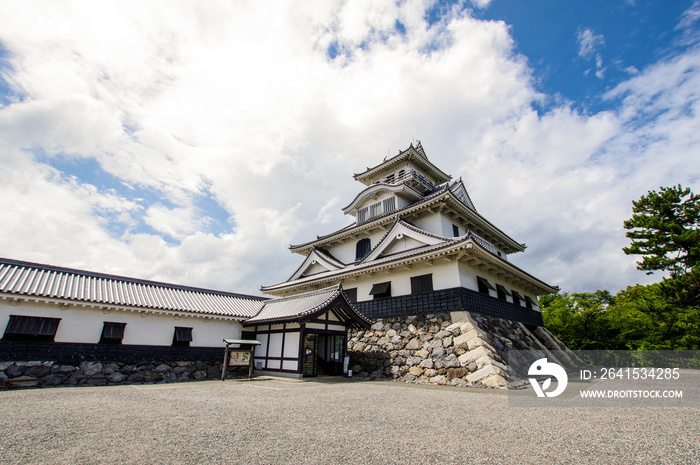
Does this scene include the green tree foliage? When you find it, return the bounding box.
[540,291,618,350]
[542,185,700,350]
[623,185,700,276]
[542,283,700,351]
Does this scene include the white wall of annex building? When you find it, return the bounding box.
[0,298,242,347]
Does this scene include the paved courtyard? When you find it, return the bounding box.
[1,377,698,464]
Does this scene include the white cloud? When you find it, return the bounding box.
[143,205,204,241]
[577,27,606,79]
[0,1,698,296]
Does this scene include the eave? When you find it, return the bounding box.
[341,183,423,215]
[264,237,558,297]
[0,293,251,321]
[353,145,451,186]
[289,189,525,256]
[243,285,372,328]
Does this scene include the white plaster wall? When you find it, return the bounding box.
[383,236,425,255]
[306,322,346,331]
[255,334,269,357]
[282,360,298,371]
[0,298,242,347]
[268,333,283,358]
[457,261,480,293]
[457,261,539,308]
[440,214,461,237]
[325,227,390,264]
[304,262,330,276]
[283,332,300,358]
[395,196,410,210]
[412,212,444,236]
[343,260,460,302]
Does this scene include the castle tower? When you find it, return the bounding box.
[261,142,557,326]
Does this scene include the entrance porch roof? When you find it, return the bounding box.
[243,285,372,329]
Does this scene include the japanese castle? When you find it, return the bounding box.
[0,142,558,381]
[260,141,556,324]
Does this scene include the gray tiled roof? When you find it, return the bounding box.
[245,286,341,324]
[245,285,372,327]
[0,258,267,318]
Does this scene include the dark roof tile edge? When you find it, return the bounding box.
[0,257,268,301]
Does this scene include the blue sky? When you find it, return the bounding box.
[478,1,694,113]
[0,0,698,295]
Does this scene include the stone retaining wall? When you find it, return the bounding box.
[347,310,576,387]
[0,360,246,388]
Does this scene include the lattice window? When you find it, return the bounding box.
[383,197,396,214]
[410,274,433,295]
[357,207,368,224]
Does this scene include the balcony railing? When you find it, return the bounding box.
[467,230,497,255]
[376,169,435,194]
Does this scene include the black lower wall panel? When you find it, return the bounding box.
[354,287,544,326]
[0,341,224,365]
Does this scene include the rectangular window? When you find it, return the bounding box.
[355,238,372,261]
[2,315,61,342]
[369,282,391,299]
[452,224,460,237]
[100,322,126,344]
[525,296,538,310]
[511,291,523,306]
[496,284,511,301]
[477,277,495,296]
[172,327,193,347]
[344,287,358,303]
[410,274,434,294]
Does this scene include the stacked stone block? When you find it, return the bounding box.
[347,310,572,387]
[0,360,245,388]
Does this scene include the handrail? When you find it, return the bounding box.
[375,169,434,191]
[467,230,497,254]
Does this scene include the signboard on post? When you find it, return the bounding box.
[229,350,252,366]
[221,338,261,380]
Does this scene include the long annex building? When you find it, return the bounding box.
[1,142,562,383]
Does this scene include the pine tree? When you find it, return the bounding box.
[623,185,700,276]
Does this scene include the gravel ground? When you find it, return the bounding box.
[0,377,698,465]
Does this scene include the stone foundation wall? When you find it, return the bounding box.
[0,360,247,388]
[347,311,576,387]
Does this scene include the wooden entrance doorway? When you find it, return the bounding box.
[302,332,345,377]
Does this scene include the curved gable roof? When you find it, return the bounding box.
[287,247,346,282]
[353,142,451,186]
[244,285,371,328]
[341,183,422,214]
[360,218,450,263]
